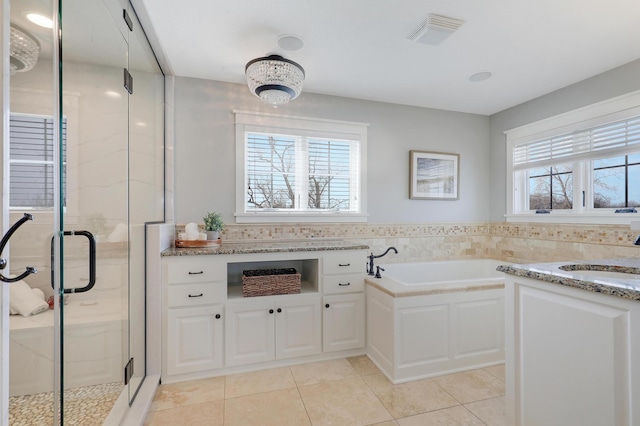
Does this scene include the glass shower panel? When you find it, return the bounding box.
[126,3,164,400]
[60,0,129,422]
[8,0,57,423]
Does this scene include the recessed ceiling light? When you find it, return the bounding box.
[26,13,53,29]
[105,90,122,98]
[277,35,304,51]
[469,71,492,82]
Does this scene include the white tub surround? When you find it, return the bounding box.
[160,240,368,383]
[499,259,640,426]
[366,259,505,384]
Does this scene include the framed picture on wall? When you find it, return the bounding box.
[409,150,460,200]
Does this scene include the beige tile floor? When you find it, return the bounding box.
[145,357,506,426]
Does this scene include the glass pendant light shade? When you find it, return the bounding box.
[245,55,305,106]
[10,24,41,74]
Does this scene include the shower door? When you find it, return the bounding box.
[58,0,130,423]
[6,0,162,422]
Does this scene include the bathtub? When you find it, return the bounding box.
[380,259,505,287]
[366,259,505,384]
[9,299,125,396]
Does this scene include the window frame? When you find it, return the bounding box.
[234,110,368,223]
[505,90,640,224]
[8,112,67,211]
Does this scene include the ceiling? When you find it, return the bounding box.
[140,0,640,115]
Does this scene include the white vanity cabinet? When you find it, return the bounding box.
[505,275,640,426]
[161,247,367,383]
[163,256,226,376]
[167,305,223,375]
[322,252,366,352]
[225,295,321,366]
[322,293,365,352]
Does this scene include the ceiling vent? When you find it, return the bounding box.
[407,14,465,46]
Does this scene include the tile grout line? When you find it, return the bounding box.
[292,367,315,426]
[347,357,396,425]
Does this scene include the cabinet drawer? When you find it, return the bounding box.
[323,275,365,294]
[166,257,224,284]
[168,282,227,307]
[323,251,365,275]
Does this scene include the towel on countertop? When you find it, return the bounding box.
[9,280,48,317]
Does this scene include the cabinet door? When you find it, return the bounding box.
[167,305,223,376]
[225,300,275,367]
[275,296,321,360]
[323,293,365,352]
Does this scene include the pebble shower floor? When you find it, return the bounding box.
[9,382,121,426]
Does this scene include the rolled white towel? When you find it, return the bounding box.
[184,223,199,241]
[9,280,49,317]
[32,287,45,301]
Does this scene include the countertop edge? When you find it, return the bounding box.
[497,264,640,301]
[161,242,370,257]
[365,277,505,298]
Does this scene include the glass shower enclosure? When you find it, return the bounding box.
[4,0,164,423]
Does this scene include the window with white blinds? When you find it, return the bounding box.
[513,116,640,170]
[245,133,360,212]
[9,114,67,209]
[505,90,640,223]
[235,111,368,223]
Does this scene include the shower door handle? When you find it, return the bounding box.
[0,213,38,283]
[51,230,97,294]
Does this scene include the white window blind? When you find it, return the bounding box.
[235,110,368,223]
[9,114,67,209]
[245,132,360,212]
[513,115,640,170]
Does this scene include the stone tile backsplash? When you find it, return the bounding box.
[177,222,640,264]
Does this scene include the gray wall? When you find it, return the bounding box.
[489,59,640,222]
[173,78,491,224]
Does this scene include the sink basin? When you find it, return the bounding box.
[558,264,640,280]
[568,270,640,280]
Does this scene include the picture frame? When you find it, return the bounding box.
[409,150,460,200]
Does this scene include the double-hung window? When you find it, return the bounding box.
[9,113,67,209]
[235,111,368,223]
[506,91,640,223]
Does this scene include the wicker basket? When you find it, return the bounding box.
[242,268,301,297]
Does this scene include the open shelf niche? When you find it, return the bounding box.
[226,258,320,300]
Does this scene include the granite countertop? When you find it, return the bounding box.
[497,258,640,300]
[161,239,369,256]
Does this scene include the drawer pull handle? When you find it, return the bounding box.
[338,282,351,286]
[188,271,204,275]
[188,293,203,298]
[325,303,330,308]
[215,314,221,319]
[338,263,351,267]
[269,309,274,314]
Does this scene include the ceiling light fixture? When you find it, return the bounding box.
[9,24,40,74]
[469,71,493,82]
[277,35,304,51]
[245,55,305,106]
[26,13,53,29]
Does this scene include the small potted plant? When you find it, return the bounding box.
[203,211,224,240]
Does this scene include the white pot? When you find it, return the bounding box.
[206,230,219,240]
